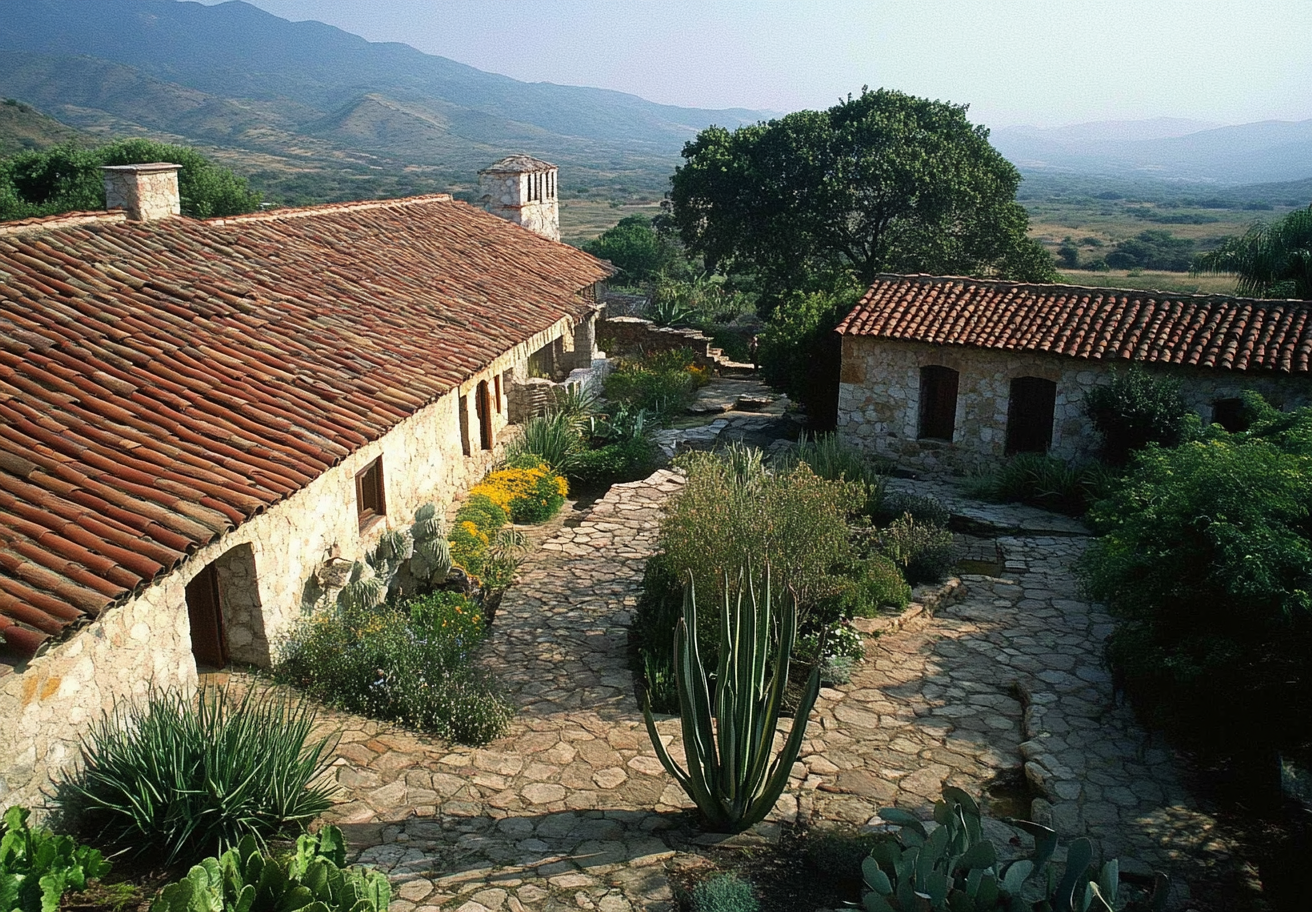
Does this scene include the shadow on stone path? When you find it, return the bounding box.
[315,467,1232,911]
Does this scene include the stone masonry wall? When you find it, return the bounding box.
[596,315,714,367]
[838,337,1312,473]
[478,171,560,242]
[0,317,581,813]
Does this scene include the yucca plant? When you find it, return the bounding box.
[55,686,337,867]
[506,412,584,474]
[642,569,821,833]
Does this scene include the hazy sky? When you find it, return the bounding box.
[197,0,1312,128]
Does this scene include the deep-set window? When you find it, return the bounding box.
[1005,376,1057,455]
[355,457,386,528]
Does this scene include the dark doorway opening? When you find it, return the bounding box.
[477,380,494,450]
[918,366,960,441]
[1005,376,1057,455]
[186,563,229,670]
[1212,397,1249,432]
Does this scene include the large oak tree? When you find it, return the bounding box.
[667,88,1055,291]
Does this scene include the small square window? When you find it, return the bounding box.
[356,457,385,529]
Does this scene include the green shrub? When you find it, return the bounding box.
[568,437,659,489]
[836,554,911,617]
[877,515,955,587]
[690,873,760,912]
[54,687,336,867]
[150,827,389,912]
[663,451,858,610]
[274,596,512,746]
[870,491,950,529]
[506,412,585,475]
[782,433,889,518]
[1083,365,1195,465]
[758,286,858,430]
[965,454,1115,516]
[603,349,700,421]
[0,806,111,912]
[1079,424,1312,752]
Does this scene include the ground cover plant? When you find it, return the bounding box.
[53,687,336,868]
[963,454,1115,517]
[150,826,389,912]
[274,591,512,746]
[0,805,111,912]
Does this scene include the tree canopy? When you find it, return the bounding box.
[0,139,262,222]
[666,88,1055,292]
[1192,204,1312,299]
[581,215,681,284]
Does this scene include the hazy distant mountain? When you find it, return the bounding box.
[993,118,1312,184]
[0,96,86,156]
[0,0,768,153]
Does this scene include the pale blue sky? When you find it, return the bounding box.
[198,0,1312,128]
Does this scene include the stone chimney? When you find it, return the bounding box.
[101,163,182,221]
[478,154,560,242]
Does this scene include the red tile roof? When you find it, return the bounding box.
[0,195,612,665]
[838,274,1312,374]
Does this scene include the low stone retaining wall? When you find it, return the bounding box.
[597,316,715,367]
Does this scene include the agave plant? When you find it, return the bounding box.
[642,568,821,833]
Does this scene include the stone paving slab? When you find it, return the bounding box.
[313,468,1229,911]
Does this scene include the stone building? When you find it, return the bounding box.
[0,161,611,807]
[479,154,560,242]
[837,274,1312,472]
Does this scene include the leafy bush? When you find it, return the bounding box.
[1083,365,1195,465]
[1,806,111,912]
[660,452,859,615]
[468,457,568,525]
[581,215,680,284]
[964,454,1117,516]
[877,515,955,587]
[781,432,889,518]
[690,873,760,912]
[1079,419,1312,752]
[54,687,336,867]
[274,595,512,746]
[603,348,701,421]
[568,437,659,489]
[869,491,950,529]
[833,554,911,617]
[151,826,389,912]
[758,286,858,430]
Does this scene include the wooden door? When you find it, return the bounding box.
[1005,376,1057,455]
[186,563,229,669]
[477,380,494,450]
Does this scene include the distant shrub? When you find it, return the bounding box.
[603,348,701,420]
[54,687,336,867]
[870,491,950,529]
[568,436,659,489]
[1083,365,1195,465]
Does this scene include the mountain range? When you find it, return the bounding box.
[0,0,1308,201]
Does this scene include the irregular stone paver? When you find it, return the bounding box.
[316,459,1232,910]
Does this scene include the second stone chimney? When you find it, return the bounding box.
[102,163,182,221]
[478,154,560,242]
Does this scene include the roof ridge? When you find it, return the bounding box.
[206,193,454,226]
[871,272,1312,308]
[0,210,128,238]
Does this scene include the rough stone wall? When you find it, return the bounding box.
[837,337,1312,473]
[102,167,180,221]
[596,316,714,367]
[0,317,583,813]
[478,170,560,242]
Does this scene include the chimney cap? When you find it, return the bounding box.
[100,162,182,174]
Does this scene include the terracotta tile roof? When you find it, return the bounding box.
[838,274,1312,374]
[0,195,612,665]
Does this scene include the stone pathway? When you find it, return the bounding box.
[315,469,1229,911]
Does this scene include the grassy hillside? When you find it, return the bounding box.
[0,97,83,155]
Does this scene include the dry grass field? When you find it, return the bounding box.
[1055,269,1240,295]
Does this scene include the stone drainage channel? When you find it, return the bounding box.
[311,392,1229,912]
